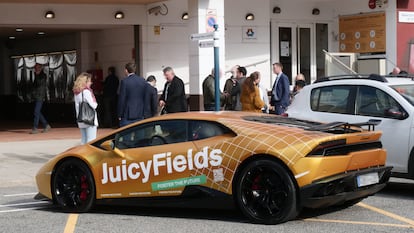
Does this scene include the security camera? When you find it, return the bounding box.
[148,6,161,15]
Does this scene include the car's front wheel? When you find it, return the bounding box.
[52,158,95,212]
[234,158,298,224]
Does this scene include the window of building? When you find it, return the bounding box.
[13,51,77,103]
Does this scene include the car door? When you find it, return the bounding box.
[97,120,199,198]
[351,85,410,173]
[189,120,237,191]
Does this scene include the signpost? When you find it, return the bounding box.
[191,24,221,111]
[213,25,220,112]
[199,40,214,48]
[190,32,214,41]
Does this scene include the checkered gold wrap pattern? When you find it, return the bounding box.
[190,117,344,194]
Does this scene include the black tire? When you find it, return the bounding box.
[233,158,298,224]
[52,158,96,212]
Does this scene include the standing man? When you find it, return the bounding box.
[31,63,51,134]
[231,66,247,111]
[270,62,290,115]
[102,66,119,128]
[145,75,159,118]
[118,63,148,127]
[159,67,187,113]
[202,68,227,111]
[223,65,239,110]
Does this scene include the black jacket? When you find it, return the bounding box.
[33,72,47,101]
[159,76,187,113]
[145,85,158,118]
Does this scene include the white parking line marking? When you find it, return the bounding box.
[0,207,46,213]
[0,201,46,208]
[304,218,413,229]
[3,192,37,197]
[357,202,414,227]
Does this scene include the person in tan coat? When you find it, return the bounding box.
[240,71,265,112]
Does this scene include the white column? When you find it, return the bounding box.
[188,0,225,110]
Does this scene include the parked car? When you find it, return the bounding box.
[36,111,390,224]
[287,74,414,179]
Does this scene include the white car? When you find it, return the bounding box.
[287,74,414,179]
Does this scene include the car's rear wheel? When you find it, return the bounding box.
[52,158,95,212]
[234,158,298,224]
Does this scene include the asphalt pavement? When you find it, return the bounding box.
[0,124,112,187]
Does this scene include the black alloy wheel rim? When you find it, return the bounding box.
[240,166,289,220]
[54,163,91,209]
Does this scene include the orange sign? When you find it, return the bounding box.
[339,12,386,53]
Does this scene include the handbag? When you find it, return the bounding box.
[77,91,95,125]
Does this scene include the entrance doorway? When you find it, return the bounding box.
[271,22,328,84]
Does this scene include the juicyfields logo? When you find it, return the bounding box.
[101,146,222,184]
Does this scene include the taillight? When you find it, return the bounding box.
[307,139,346,156]
[307,140,382,157]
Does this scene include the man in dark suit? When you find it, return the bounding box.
[118,63,149,127]
[270,62,290,115]
[145,75,158,118]
[159,67,187,113]
[102,66,119,128]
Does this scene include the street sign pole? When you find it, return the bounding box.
[213,24,220,112]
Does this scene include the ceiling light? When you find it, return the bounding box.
[273,7,281,14]
[245,13,254,21]
[9,36,15,40]
[37,31,46,35]
[312,8,320,15]
[114,11,124,19]
[45,11,55,19]
[181,12,189,20]
[16,28,23,32]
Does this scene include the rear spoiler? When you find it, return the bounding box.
[306,119,382,132]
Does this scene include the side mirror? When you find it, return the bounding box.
[100,140,125,158]
[101,139,115,151]
[384,107,407,120]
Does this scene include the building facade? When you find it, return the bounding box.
[0,0,405,119]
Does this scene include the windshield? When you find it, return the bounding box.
[391,84,414,106]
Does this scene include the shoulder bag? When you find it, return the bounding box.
[77,91,95,125]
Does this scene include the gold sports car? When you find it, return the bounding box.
[35,112,391,224]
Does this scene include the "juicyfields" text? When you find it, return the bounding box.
[101,146,222,184]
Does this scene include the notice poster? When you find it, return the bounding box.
[339,12,386,53]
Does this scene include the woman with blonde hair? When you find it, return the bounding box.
[73,72,98,144]
[240,71,265,112]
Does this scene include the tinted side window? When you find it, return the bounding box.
[356,86,406,118]
[190,120,233,141]
[311,86,353,114]
[115,120,188,149]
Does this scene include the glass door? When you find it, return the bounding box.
[297,26,312,84]
[272,23,327,84]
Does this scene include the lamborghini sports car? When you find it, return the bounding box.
[35,111,391,224]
